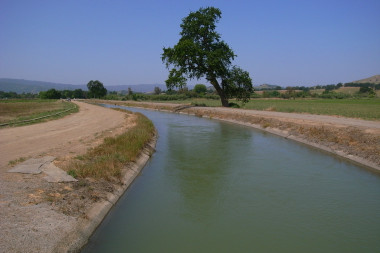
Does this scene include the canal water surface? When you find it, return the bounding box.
[82,106,380,252]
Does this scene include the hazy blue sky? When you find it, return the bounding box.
[1,0,379,87]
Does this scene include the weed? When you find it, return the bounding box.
[68,169,77,178]
[66,110,155,181]
[75,155,85,161]
[8,157,27,166]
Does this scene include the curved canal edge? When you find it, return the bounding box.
[205,116,380,173]
[52,135,157,253]
[99,101,380,173]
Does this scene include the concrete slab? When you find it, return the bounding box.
[8,156,56,174]
[8,156,76,182]
[41,163,78,183]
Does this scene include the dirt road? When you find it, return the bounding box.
[0,101,127,169]
[0,101,132,253]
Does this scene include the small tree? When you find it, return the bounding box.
[193,84,207,94]
[87,80,107,98]
[154,86,162,95]
[162,7,253,107]
[128,87,133,96]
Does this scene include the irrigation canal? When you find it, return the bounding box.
[82,105,380,252]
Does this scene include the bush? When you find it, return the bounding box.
[263,90,280,98]
[228,102,240,108]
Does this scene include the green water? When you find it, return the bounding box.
[83,106,380,252]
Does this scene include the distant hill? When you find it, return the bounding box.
[351,75,380,84]
[0,78,85,94]
[253,84,280,90]
[0,78,166,93]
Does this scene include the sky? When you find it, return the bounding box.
[0,0,379,87]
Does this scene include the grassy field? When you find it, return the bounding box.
[67,110,155,181]
[0,99,78,126]
[158,98,380,120]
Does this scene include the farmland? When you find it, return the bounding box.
[0,99,77,126]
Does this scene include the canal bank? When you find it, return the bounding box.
[53,135,157,252]
[99,100,380,173]
[0,103,157,253]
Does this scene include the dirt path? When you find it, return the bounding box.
[0,101,127,169]
[0,101,133,253]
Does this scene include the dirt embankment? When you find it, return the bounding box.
[0,101,156,253]
[107,100,380,171]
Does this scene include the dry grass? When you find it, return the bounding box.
[66,110,155,181]
[337,87,360,95]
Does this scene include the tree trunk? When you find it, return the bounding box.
[219,93,229,107]
[210,78,229,107]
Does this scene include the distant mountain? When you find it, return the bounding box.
[351,75,380,84]
[0,78,85,93]
[0,78,166,93]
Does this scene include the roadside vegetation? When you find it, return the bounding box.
[66,110,155,181]
[0,99,78,127]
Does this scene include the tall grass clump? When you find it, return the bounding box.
[68,111,155,181]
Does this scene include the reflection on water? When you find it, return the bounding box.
[83,106,380,253]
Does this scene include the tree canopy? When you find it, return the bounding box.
[87,80,107,98]
[193,84,207,94]
[39,88,61,99]
[162,7,253,106]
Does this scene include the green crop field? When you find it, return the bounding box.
[0,99,78,126]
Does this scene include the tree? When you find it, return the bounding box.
[193,84,207,94]
[154,86,162,95]
[39,89,61,99]
[128,87,133,96]
[73,89,86,99]
[162,7,253,107]
[87,80,107,98]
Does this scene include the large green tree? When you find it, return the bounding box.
[87,80,107,98]
[162,7,253,107]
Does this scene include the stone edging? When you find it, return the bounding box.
[52,135,157,253]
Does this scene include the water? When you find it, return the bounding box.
[83,106,380,252]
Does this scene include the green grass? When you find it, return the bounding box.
[8,156,28,166]
[155,98,380,120]
[67,110,155,181]
[0,99,78,127]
